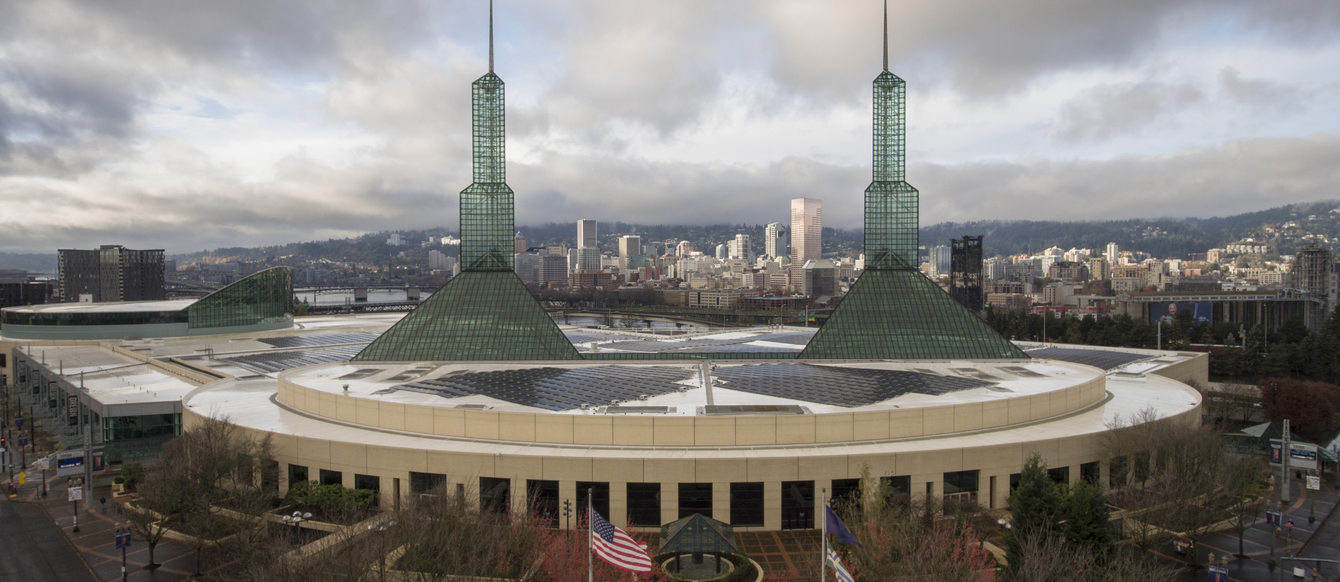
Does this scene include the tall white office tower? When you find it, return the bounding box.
[576,219,600,271]
[765,222,787,259]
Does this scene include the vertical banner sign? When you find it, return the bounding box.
[67,395,79,426]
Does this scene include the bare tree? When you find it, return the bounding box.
[1224,456,1270,557]
[1103,408,1231,565]
[126,507,169,569]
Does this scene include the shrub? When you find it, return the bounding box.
[284,481,375,516]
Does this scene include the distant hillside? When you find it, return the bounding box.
[11,201,1328,271]
[0,252,56,275]
[920,201,1340,258]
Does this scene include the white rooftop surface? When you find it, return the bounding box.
[18,344,197,407]
[184,372,1200,459]
[6,299,197,313]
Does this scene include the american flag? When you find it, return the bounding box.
[590,509,653,573]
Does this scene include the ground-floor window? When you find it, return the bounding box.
[781,481,814,529]
[881,475,911,509]
[1048,467,1070,489]
[729,482,764,527]
[1080,461,1100,485]
[679,483,712,519]
[288,464,308,485]
[408,471,445,495]
[481,477,510,516]
[831,478,861,519]
[627,483,661,527]
[355,474,379,506]
[577,482,610,522]
[319,469,342,486]
[527,479,559,527]
[943,470,979,511]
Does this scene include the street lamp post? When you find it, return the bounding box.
[282,511,312,545]
[367,518,396,581]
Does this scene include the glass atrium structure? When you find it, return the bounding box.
[187,267,293,331]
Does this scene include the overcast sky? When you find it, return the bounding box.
[3,0,1339,254]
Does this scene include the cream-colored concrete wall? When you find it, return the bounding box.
[275,368,1107,447]
[1153,351,1210,388]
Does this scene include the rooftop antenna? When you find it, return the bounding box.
[489,0,494,72]
[882,0,889,72]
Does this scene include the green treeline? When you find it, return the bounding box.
[985,307,1340,383]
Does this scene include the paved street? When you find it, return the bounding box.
[0,494,96,582]
[4,469,202,582]
[1164,477,1340,581]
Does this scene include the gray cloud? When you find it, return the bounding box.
[916,133,1340,224]
[1,0,1339,254]
[1055,81,1203,143]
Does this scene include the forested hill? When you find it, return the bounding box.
[920,201,1340,258]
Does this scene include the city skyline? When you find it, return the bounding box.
[3,0,1339,254]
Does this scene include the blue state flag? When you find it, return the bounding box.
[825,505,861,546]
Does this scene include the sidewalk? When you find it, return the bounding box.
[5,465,201,581]
[1165,476,1340,581]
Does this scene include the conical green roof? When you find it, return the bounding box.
[801,266,1026,360]
[352,271,580,362]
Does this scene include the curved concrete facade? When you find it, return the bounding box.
[183,356,1204,532]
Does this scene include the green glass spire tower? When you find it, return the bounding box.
[801,1,1026,360]
[864,0,918,270]
[355,1,579,362]
[460,1,513,271]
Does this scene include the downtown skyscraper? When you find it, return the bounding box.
[576,219,599,271]
[790,197,822,286]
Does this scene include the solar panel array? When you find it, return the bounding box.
[259,332,381,349]
[713,364,991,407]
[395,366,696,411]
[1025,347,1153,371]
[222,345,367,374]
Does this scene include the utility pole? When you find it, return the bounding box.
[1282,418,1292,504]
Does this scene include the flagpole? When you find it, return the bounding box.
[587,487,593,582]
[820,487,827,582]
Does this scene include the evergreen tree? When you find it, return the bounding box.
[1006,454,1062,574]
[1063,480,1113,562]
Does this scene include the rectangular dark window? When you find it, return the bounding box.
[355,474,380,506]
[481,477,511,516]
[943,470,979,512]
[262,461,279,496]
[729,482,765,527]
[527,479,560,528]
[831,478,862,519]
[319,469,342,486]
[881,475,911,509]
[288,464,308,485]
[1048,467,1070,489]
[627,483,661,527]
[1080,462,1100,485]
[409,471,446,495]
[1109,456,1129,489]
[577,482,610,521]
[678,483,713,519]
[781,481,814,530]
[1009,473,1020,494]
